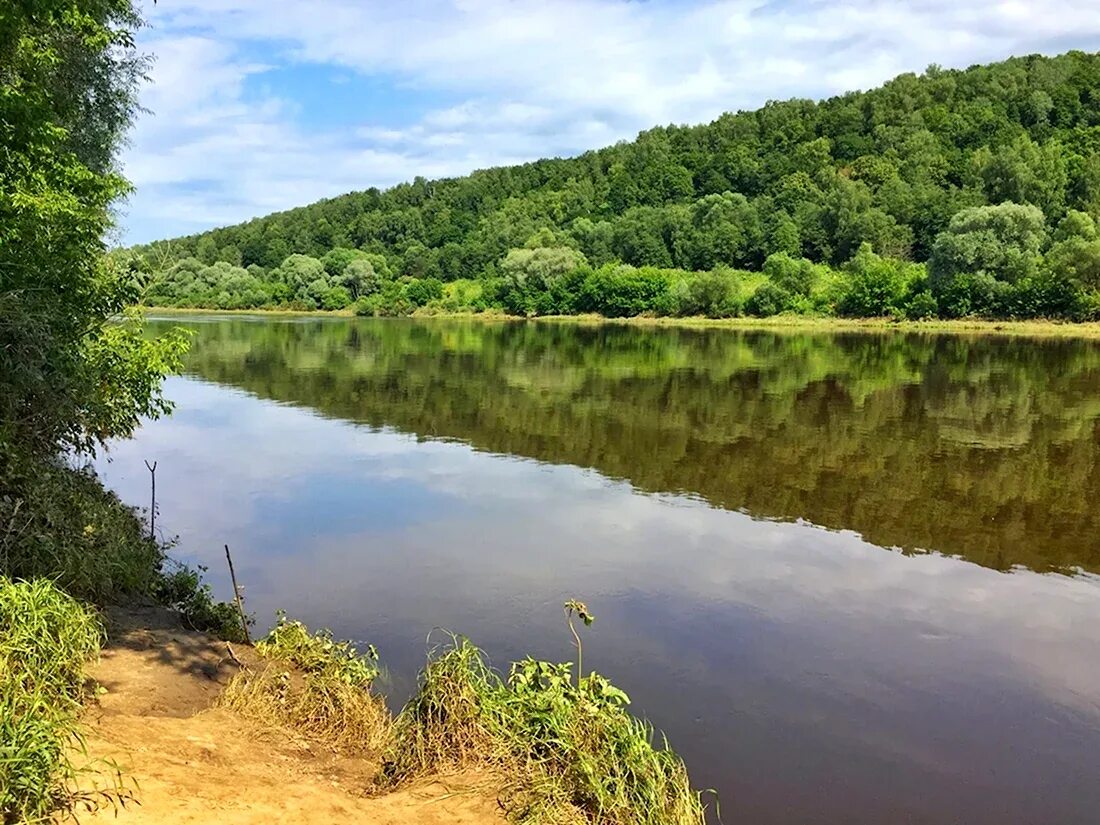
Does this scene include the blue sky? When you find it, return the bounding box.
[119,0,1100,245]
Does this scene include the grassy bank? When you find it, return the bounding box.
[144,304,1100,340]
[224,618,707,824]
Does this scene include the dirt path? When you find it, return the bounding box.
[81,607,503,824]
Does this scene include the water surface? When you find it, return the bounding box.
[96,316,1100,825]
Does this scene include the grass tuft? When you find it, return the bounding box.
[221,613,390,753]
[382,637,707,825]
[384,635,506,781]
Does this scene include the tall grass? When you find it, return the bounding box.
[383,637,707,825]
[386,636,506,777]
[222,614,707,824]
[0,449,246,821]
[221,614,391,753]
[0,578,104,823]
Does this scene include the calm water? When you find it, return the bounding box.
[96,316,1100,825]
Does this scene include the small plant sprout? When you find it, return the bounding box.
[563,598,593,683]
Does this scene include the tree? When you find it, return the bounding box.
[977,134,1068,217]
[684,193,762,270]
[1046,211,1100,290]
[340,257,389,298]
[1,0,185,457]
[274,254,326,292]
[321,247,368,279]
[929,202,1048,292]
[500,247,587,291]
[120,51,1100,322]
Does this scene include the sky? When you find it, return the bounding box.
[119,0,1100,245]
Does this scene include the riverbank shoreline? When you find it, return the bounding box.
[81,605,504,825]
[142,305,1100,339]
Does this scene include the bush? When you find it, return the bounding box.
[355,281,416,316]
[405,277,444,307]
[320,285,352,311]
[0,454,163,604]
[762,253,820,297]
[383,636,705,825]
[745,281,793,317]
[577,264,672,317]
[901,291,938,320]
[837,243,914,317]
[153,563,250,642]
[935,271,1002,318]
[1000,273,1084,319]
[674,269,739,317]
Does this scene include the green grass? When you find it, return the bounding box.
[222,618,707,824]
[0,578,119,823]
[383,636,707,825]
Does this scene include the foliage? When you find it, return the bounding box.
[222,613,389,753]
[928,202,1049,292]
[1,0,182,459]
[256,611,379,686]
[0,578,125,823]
[0,453,163,604]
[153,563,251,643]
[170,316,1100,575]
[132,51,1100,321]
[838,243,924,318]
[382,633,705,825]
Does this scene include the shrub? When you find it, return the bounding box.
[153,563,250,642]
[0,455,163,604]
[1000,273,1084,319]
[382,635,705,825]
[745,281,792,317]
[320,285,352,311]
[762,253,820,297]
[405,277,444,307]
[577,264,672,317]
[901,291,938,320]
[675,269,739,317]
[837,243,913,317]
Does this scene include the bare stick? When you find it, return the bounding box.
[225,642,247,669]
[143,460,157,541]
[224,544,251,644]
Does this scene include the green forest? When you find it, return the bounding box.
[128,51,1100,321]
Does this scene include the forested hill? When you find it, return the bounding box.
[131,51,1100,320]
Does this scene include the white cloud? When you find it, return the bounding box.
[120,0,1100,242]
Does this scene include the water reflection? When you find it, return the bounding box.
[94,317,1100,825]
[172,316,1100,574]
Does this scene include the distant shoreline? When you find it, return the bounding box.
[141,306,1100,339]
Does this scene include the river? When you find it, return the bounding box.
[95,315,1100,824]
